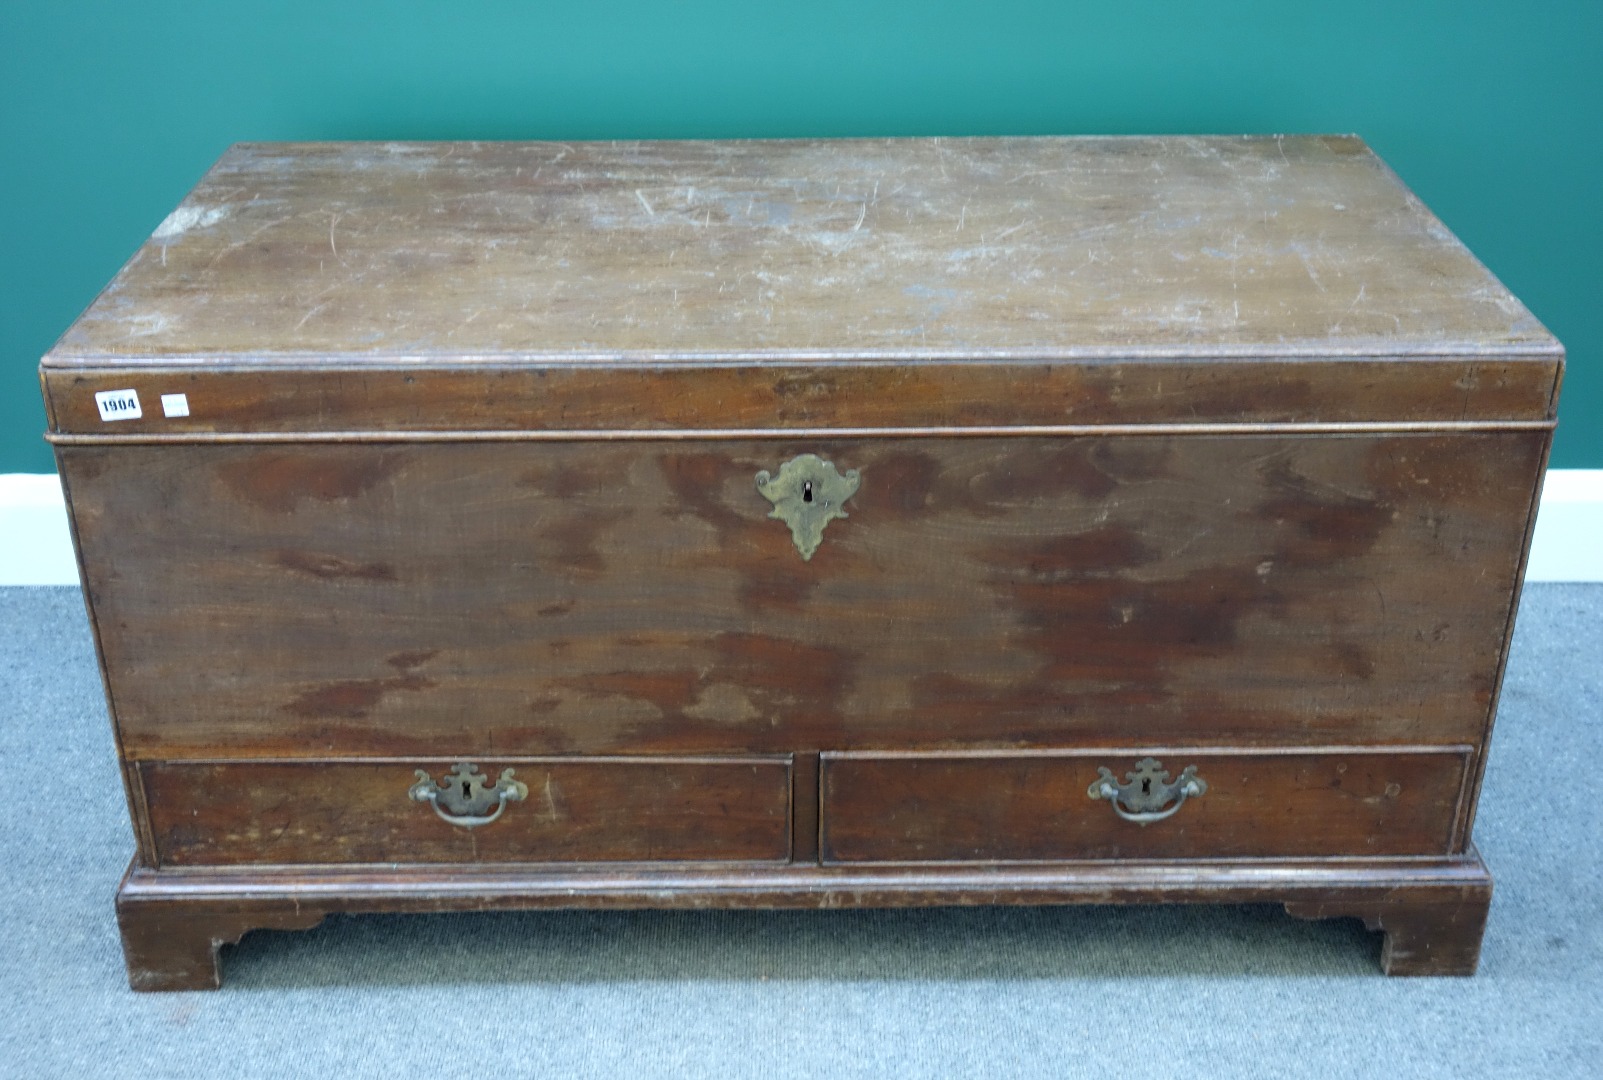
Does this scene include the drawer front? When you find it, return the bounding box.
[820,749,1468,862]
[142,758,792,867]
[64,433,1541,758]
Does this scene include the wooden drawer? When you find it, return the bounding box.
[142,757,793,867]
[819,749,1469,863]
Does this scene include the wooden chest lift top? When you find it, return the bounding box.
[42,137,1561,989]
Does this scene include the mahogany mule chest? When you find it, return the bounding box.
[42,137,1561,989]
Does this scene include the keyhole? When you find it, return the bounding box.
[1141,778,1152,795]
[802,481,814,503]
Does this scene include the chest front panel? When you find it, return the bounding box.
[62,429,1541,760]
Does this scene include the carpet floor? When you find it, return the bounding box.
[0,584,1597,1078]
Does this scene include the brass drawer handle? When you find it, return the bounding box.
[409,762,528,829]
[1088,757,1207,825]
[756,453,860,560]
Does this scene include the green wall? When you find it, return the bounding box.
[3,1,1598,471]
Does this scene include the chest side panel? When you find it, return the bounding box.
[62,430,1541,759]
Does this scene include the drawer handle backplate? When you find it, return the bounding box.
[756,453,860,561]
[1088,757,1207,825]
[409,762,528,829]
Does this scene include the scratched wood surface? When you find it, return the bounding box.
[44,137,1558,366]
[114,857,1496,988]
[42,356,1559,435]
[141,758,793,867]
[820,749,1468,861]
[44,137,1559,984]
[60,431,1542,760]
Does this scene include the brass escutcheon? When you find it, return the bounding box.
[409,762,528,829]
[1088,758,1207,825]
[755,453,861,560]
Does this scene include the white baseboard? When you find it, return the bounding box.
[3,470,1600,586]
[1524,469,1603,582]
[0,475,82,586]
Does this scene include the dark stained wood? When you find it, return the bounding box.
[60,433,1543,760]
[116,883,329,992]
[142,758,793,866]
[1452,425,1557,850]
[40,358,1560,435]
[820,749,1467,862]
[45,139,1557,364]
[790,751,821,864]
[113,850,1494,989]
[120,761,160,869]
[44,138,1556,987]
[1285,888,1492,977]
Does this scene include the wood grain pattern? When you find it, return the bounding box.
[113,852,1495,989]
[116,882,329,992]
[45,138,1557,365]
[44,136,1553,986]
[41,357,1560,435]
[142,758,793,866]
[820,749,1467,862]
[1285,891,1492,977]
[60,432,1542,759]
[791,751,821,864]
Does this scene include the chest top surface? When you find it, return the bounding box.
[46,136,1556,367]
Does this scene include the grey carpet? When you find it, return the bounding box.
[0,585,1598,1078]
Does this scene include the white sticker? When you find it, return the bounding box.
[161,393,190,418]
[95,389,142,422]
